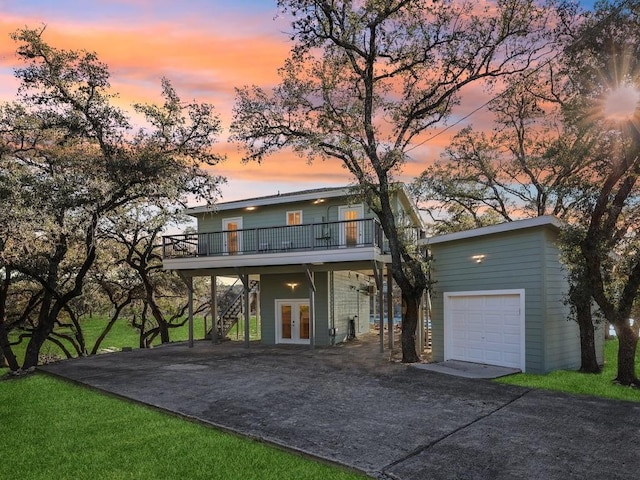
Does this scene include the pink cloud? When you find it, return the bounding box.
[0,5,508,202]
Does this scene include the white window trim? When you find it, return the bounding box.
[337,204,364,247]
[275,298,310,344]
[222,217,243,255]
[286,210,303,225]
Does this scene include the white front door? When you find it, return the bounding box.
[276,299,310,344]
[222,217,243,255]
[338,204,364,247]
[444,290,525,370]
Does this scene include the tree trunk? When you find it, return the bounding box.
[22,293,55,370]
[374,185,428,363]
[91,297,133,355]
[0,269,19,371]
[140,272,170,344]
[575,299,601,373]
[400,292,421,363]
[158,322,170,344]
[22,324,50,370]
[0,321,19,371]
[614,322,640,386]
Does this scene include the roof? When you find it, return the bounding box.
[422,215,563,246]
[185,184,424,228]
[185,186,354,215]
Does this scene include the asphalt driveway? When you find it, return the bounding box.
[40,335,640,479]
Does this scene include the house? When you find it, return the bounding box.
[424,216,604,374]
[162,185,425,348]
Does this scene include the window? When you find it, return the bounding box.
[287,210,302,225]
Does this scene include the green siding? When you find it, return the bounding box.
[430,226,578,374]
[315,272,330,345]
[195,198,376,233]
[331,271,371,343]
[541,230,580,371]
[259,272,318,345]
[258,271,368,347]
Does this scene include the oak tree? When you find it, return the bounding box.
[0,27,224,372]
[413,65,605,373]
[231,0,562,361]
[563,1,640,385]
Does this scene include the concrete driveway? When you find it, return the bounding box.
[40,334,640,479]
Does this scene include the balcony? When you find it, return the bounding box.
[163,218,386,259]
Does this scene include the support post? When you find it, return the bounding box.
[210,275,218,343]
[255,282,261,338]
[306,268,316,349]
[187,275,194,348]
[242,275,250,348]
[387,266,393,351]
[235,270,251,348]
[373,262,384,353]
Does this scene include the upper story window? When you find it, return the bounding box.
[287,210,302,225]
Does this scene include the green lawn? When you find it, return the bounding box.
[225,315,261,341]
[1,314,263,379]
[496,339,640,403]
[0,374,365,480]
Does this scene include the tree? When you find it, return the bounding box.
[413,64,590,228]
[558,0,640,386]
[412,0,640,382]
[0,27,224,373]
[412,65,605,373]
[84,238,143,355]
[231,0,561,361]
[103,206,210,346]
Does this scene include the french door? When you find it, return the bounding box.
[276,300,310,344]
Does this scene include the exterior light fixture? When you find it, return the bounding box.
[313,199,325,204]
[286,282,299,290]
[245,206,256,211]
[471,254,485,264]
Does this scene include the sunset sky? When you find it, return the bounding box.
[0,0,597,204]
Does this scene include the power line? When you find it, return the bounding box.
[405,0,634,153]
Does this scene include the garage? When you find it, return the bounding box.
[444,290,525,370]
[426,216,592,374]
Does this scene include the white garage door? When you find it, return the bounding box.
[444,290,525,370]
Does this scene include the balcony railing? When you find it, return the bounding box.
[163,218,388,259]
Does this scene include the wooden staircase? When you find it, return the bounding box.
[207,279,259,340]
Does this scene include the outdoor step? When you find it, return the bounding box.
[207,279,261,338]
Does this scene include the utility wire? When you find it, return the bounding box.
[405,0,635,153]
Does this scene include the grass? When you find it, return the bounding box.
[1,314,245,375]
[0,374,366,480]
[225,315,261,341]
[0,313,259,380]
[1,313,259,379]
[496,339,640,403]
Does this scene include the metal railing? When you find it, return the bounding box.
[163,218,388,258]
